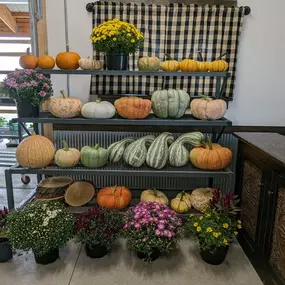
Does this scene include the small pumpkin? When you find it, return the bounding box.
[80,144,108,168]
[56,45,80,70]
[16,133,55,168]
[179,58,198,72]
[140,189,168,205]
[79,57,103,70]
[208,52,229,72]
[137,56,160,71]
[38,49,55,69]
[161,54,180,72]
[171,191,192,214]
[114,97,152,119]
[49,90,82,118]
[190,137,232,170]
[54,140,80,168]
[81,100,115,119]
[191,188,213,212]
[19,48,38,69]
[190,94,227,120]
[197,51,209,72]
[97,185,132,209]
[107,138,135,163]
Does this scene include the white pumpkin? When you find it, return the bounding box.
[79,57,103,70]
[81,100,116,119]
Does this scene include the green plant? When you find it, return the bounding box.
[0,117,7,127]
[0,207,9,238]
[7,201,74,257]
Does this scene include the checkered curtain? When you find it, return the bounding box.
[90,2,245,98]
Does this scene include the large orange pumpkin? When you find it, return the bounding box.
[190,137,232,170]
[38,49,55,69]
[16,134,55,168]
[179,59,198,72]
[19,48,38,69]
[97,185,132,209]
[56,45,80,70]
[114,97,152,119]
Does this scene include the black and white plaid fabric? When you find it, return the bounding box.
[90,2,245,98]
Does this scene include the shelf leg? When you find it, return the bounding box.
[5,169,15,210]
[215,77,221,98]
[17,122,23,143]
[216,126,226,143]
[20,123,32,136]
[37,174,42,183]
[208,177,214,188]
[219,77,228,99]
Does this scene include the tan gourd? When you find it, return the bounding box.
[190,188,214,212]
[140,189,168,205]
[54,141,80,168]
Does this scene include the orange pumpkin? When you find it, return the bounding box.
[114,97,152,119]
[97,185,132,209]
[56,45,80,70]
[190,137,232,170]
[38,49,55,69]
[19,48,38,69]
[179,59,198,72]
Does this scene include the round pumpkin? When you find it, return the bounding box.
[56,45,80,70]
[16,134,55,168]
[54,140,80,168]
[191,188,214,212]
[114,97,152,119]
[208,60,228,72]
[137,56,160,71]
[81,100,115,119]
[190,94,227,120]
[171,191,192,214]
[80,144,108,168]
[38,49,55,69]
[49,90,82,118]
[179,59,198,72]
[97,185,132,209]
[140,189,168,205]
[19,48,38,69]
[190,137,232,170]
[161,54,180,72]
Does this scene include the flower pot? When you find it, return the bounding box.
[85,244,108,259]
[200,246,229,265]
[137,248,160,262]
[16,101,39,117]
[33,248,59,265]
[105,53,128,70]
[0,238,13,262]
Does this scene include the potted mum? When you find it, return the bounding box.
[90,18,144,70]
[7,201,74,265]
[75,205,123,258]
[3,69,53,117]
[0,207,13,262]
[123,202,183,262]
[185,189,242,265]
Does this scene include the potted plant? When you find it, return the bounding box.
[185,189,242,265]
[90,18,144,70]
[75,205,123,258]
[3,69,53,117]
[0,207,13,262]
[7,201,74,265]
[123,202,183,262]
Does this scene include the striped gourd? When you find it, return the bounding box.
[146,132,174,169]
[169,132,204,167]
[123,135,155,168]
[107,138,135,163]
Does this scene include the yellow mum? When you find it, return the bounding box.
[223,239,229,245]
[127,33,132,37]
[213,232,220,238]
[234,231,238,236]
[131,39,135,43]
[237,224,242,229]
[223,223,229,229]
[197,226,201,232]
[113,37,117,41]
[189,214,194,217]
[206,227,213,233]
[199,216,203,221]
[237,220,242,224]
[193,222,198,227]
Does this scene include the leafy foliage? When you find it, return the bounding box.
[0,207,9,238]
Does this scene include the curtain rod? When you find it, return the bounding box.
[85,3,251,15]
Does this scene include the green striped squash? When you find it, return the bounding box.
[107,138,135,163]
[80,144,108,168]
[151,89,190,118]
[146,132,174,169]
[169,132,204,167]
[123,135,155,168]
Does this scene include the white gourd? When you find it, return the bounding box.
[81,100,116,119]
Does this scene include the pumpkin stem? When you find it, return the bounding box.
[66,44,70,52]
[197,51,204,62]
[207,136,213,150]
[44,49,49,56]
[152,188,158,196]
[60,90,68,98]
[217,51,227,60]
[26,47,30,55]
[179,190,186,201]
[62,140,69,151]
[112,185,117,194]
[94,144,100,150]
[199,94,210,101]
[95,99,101,103]
[165,54,172,60]
[31,131,37,135]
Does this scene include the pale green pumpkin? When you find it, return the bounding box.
[80,144,108,168]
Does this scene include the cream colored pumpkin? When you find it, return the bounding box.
[171,191,192,213]
[54,141,80,168]
[93,60,104,70]
[140,189,168,205]
[81,100,116,119]
[190,94,227,120]
[79,57,94,70]
[190,188,214,212]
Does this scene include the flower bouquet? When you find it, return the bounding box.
[123,202,183,262]
[0,207,13,262]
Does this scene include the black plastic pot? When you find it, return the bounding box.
[200,246,229,265]
[0,238,13,262]
[137,248,160,262]
[105,53,129,70]
[34,248,59,265]
[85,244,108,258]
[16,101,39,117]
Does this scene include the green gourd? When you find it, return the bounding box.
[151,89,190,118]
[107,138,135,163]
[123,135,155,168]
[146,132,174,169]
[80,144,108,168]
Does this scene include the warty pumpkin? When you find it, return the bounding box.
[114,97,152,119]
[81,100,115,119]
[38,49,55,69]
[56,45,80,70]
[137,56,160,71]
[80,144,108,168]
[16,133,55,168]
[19,48,38,69]
[161,54,180,72]
[107,138,135,163]
[140,189,168,205]
[171,191,192,214]
[54,140,80,168]
[179,59,198,72]
[190,188,213,212]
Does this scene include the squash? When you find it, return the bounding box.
[179,59,198,72]
[161,54,180,72]
[137,56,160,71]
[16,133,55,168]
[123,135,155,167]
[151,89,190,119]
[208,52,228,72]
[190,137,232,170]
[49,90,82,118]
[191,188,214,212]
[114,97,152,119]
[19,48,38,69]
[38,49,55,69]
[56,45,80,70]
[190,94,227,120]
[107,138,135,163]
[140,189,168,205]
[79,57,103,70]
[197,51,209,72]
[168,132,204,167]
[171,191,192,214]
[80,144,108,168]
[97,185,132,209]
[81,100,115,119]
[146,132,174,169]
[54,140,80,168]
